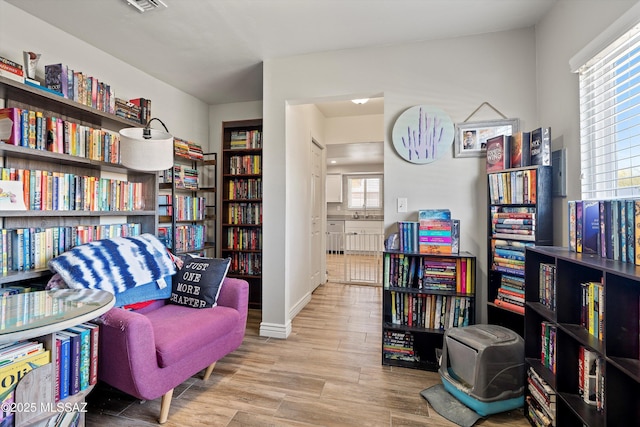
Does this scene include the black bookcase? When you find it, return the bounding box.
[487,165,553,337]
[382,250,476,371]
[525,246,640,426]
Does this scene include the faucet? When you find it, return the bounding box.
[353,211,359,219]
[363,204,368,218]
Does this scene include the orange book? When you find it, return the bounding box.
[494,298,525,315]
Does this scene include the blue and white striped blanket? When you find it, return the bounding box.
[48,233,176,295]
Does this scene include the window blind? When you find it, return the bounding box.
[578,25,640,200]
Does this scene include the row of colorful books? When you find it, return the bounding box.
[225,226,261,250]
[568,199,640,264]
[157,224,206,253]
[225,202,262,225]
[581,280,603,341]
[157,195,207,221]
[225,251,261,276]
[0,167,144,212]
[44,63,116,114]
[227,178,262,200]
[488,168,538,204]
[174,137,203,161]
[389,292,472,330]
[227,154,262,175]
[229,130,262,149]
[382,330,418,363]
[55,323,100,401]
[0,107,120,164]
[486,127,551,173]
[159,165,199,190]
[526,367,556,427]
[0,224,140,274]
[539,263,556,311]
[383,253,474,294]
[491,207,537,242]
[0,340,51,427]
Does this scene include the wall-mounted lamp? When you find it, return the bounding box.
[351,98,369,105]
[119,117,173,171]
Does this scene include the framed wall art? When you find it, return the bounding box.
[454,118,519,158]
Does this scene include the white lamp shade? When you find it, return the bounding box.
[119,127,174,171]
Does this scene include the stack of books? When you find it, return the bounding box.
[418,209,459,254]
[527,367,556,427]
[382,330,417,362]
[115,98,142,123]
[0,55,25,83]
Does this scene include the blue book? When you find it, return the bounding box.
[582,200,600,255]
[627,200,635,263]
[61,330,81,395]
[66,326,90,391]
[56,333,71,401]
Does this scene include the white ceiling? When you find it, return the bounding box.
[6,0,557,107]
[6,0,556,166]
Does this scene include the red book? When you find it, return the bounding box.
[486,135,511,173]
[0,62,23,76]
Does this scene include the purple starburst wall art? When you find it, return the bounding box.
[392,105,454,164]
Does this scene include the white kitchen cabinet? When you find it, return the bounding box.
[326,174,343,203]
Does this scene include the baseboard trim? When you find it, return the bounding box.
[259,321,292,339]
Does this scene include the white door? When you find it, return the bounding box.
[310,140,323,291]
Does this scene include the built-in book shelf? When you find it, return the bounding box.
[382,250,476,371]
[525,246,640,426]
[486,164,553,337]
[0,74,158,285]
[221,119,262,309]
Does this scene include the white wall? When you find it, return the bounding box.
[262,28,539,336]
[535,0,638,246]
[0,1,209,145]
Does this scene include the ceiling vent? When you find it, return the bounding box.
[125,0,168,13]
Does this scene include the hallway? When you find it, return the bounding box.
[86,282,528,426]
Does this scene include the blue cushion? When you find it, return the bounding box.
[114,274,173,307]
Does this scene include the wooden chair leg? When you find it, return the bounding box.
[158,389,174,424]
[203,362,216,380]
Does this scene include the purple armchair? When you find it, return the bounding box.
[97,277,249,423]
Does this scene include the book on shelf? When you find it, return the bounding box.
[57,330,81,396]
[0,55,23,71]
[486,134,511,173]
[493,297,524,314]
[530,127,551,166]
[0,347,50,400]
[45,63,68,97]
[510,131,531,168]
[56,332,71,401]
[0,107,21,145]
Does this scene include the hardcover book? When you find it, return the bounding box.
[486,135,511,173]
[44,63,69,97]
[530,127,551,166]
[510,131,531,168]
[0,107,21,145]
[582,200,600,254]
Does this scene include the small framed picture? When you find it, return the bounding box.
[454,118,519,158]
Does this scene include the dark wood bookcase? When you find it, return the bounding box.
[487,165,553,337]
[382,250,476,371]
[525,246,640,426]
[221,119,262,309]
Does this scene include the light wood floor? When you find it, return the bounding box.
[86,282,530,426]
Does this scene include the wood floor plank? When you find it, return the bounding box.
[86,282,530,426]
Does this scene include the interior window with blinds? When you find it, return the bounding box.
[347,176,382,209]
[578,26,640,200]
